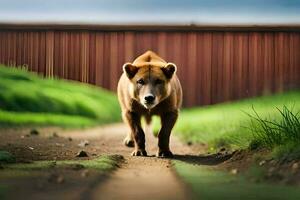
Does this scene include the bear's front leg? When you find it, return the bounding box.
[124,111,147,156]
[157,110,178,158]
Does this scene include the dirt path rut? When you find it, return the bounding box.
[83,124,194,200]
[65,124,194,200]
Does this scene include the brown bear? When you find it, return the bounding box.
[117,50,182,158]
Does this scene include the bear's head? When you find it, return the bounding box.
[123,62,176,109]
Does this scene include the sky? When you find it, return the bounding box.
[0,0,299,25]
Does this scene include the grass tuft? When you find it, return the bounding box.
[248,106,300,149]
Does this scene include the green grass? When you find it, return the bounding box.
[0,110,98,128]
[0,155,123,199]
[170,90,300,150]
[174,161,300,200]
[2,155,123,171]
[0,65,121,127]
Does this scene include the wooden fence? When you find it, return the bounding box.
[0,25,299,107]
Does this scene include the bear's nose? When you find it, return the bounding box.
[144,95,155,103]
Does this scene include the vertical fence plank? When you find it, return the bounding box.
[196,33,211,105]
[249,32,263,96]
[95,32,104,86]
[45,31,54,77]
[32,32,39,72]
[290,33,300,88]
[223,32,234,101]
[80,31,89,83]
[233,32,249,99]
[117,32,125,81]
[186,32,197,106]
[124,32,135,62]
[53,31,60,77]
[274,32,286,92]
[109,32,119,90]
[103,33,111,89]
[262,32,275,94]
[88,32,96,84]
[211,32,224,104]
[157,32,167,59]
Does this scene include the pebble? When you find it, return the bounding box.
[21,134,30,138]
[28,146,34,150]
[56,175,64,183]
[55,143,65,147]
[259,160,266,166]
[292,163,299,172]
[78,140,89,147]
[230,168,238,175]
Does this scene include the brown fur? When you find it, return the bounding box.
[117,51,182,157]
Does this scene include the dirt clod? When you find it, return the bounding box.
[30,129,39,136]
[76,150,88,157]
[52,132,59,138]
[268,167,276,174]
[220,147,226,152]
[48,174,65,184]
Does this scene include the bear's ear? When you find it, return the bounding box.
[162,63,177,79]
[123,63,138,79]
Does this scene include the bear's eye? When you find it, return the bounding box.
[137,79,145,85]
[155,79,164,85]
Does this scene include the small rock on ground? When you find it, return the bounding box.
[78,140,89,147]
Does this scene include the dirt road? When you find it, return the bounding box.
[0,124,198,200]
